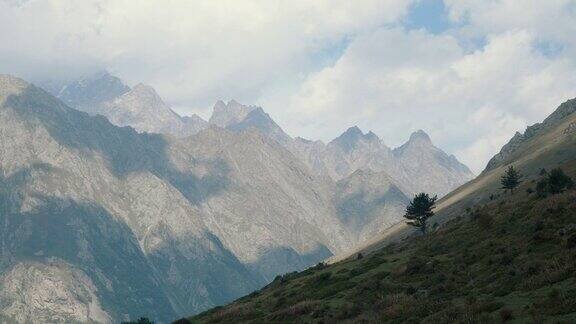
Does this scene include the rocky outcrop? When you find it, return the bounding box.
[484,98,576,173]
[0,261,111,323]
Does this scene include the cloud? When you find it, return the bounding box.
[0,0,412,108]
[276,27,576,173]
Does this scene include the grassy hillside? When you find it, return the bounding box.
[184,166,576,323]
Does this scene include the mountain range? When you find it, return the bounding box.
[0,72,473,323]
[49,71,474,197]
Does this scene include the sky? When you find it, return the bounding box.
[1,0,576,173]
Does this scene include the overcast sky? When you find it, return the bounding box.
[1,0,576,173]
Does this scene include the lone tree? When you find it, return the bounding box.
[501,165,521,194]
[404,193,437,235]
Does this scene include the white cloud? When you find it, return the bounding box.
[0,0,412,108]
[446,0,576,45]
[276,28,576,173]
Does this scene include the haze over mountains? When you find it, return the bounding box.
[49,71,474,197]
[0,72,472,323]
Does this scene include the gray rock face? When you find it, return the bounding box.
[0,75,352,323]
[0,261,111,323]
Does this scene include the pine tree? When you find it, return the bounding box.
[404,193,437,235]
[501,166,521,194]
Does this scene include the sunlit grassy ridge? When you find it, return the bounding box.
[187,175,576,323]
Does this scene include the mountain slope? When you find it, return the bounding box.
[0,75,265,322]
[334,169,410,244]
[186,97,576,324]
[0,75,356,322]
[207,101,473,198]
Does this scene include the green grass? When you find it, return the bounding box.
[186,182,576,323]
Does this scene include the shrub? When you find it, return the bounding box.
[480,301,504,313]
[548,288,560,300]
[477,212,494,229]
[312,272,332,285]
[122,318,154,324]
[537,168,574,197]
[499,308,513,321]
[566,234,576,249]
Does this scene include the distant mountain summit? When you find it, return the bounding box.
[393,130,474,196]
[57,71,130,114]
[330,126,380,153]
[209,99,256,128]
[209,100,292,145]
[54,72,209,137]
[101,83,208,137]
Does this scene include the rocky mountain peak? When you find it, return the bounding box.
[131,83,156,94]
[331,126,381,153]
[0,74,29,98]
[407,129,432,145]
[57,71,130,112]
[364,131,381,144]
[344,125,363,136]
[124,83,164,105]
[209,99,256,128]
